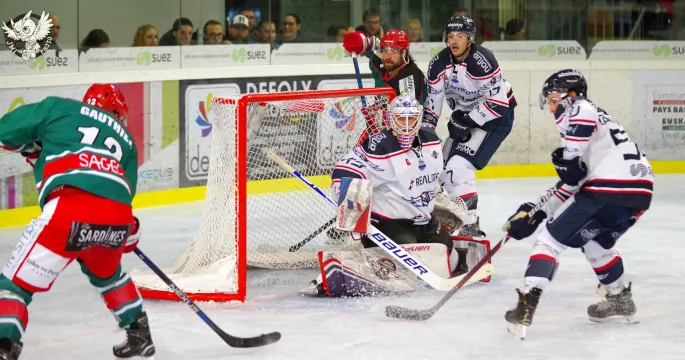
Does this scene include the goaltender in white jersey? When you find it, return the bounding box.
[306,94,492,297]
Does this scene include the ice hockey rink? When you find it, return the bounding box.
[0,175,682,360]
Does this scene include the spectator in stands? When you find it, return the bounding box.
[504,19,526,40]
[47,13,62,51]
[159,18,194,46]
[250,20,276,44]
[132,25,158,46]
[79,29,109,53]
[226,15,250,44]
[280,14,303,43]
[327,24,352,42]
[453,7,469,17]
[238,7,258,32]
[403,19,423,42]
[356,9,384,38]
[203,20,224,44]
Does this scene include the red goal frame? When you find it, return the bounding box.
[136,87,396,302]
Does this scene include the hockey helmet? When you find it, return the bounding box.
[385,93,423,149]
[539,69,588,110]
[380,30,410,51]
[443,16,476,42]
[83,83,129,126]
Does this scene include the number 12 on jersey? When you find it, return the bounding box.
[77,126,124,162]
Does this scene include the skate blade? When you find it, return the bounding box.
[589,315,639,324]
[506,322,528,340]
[114,356,154,360]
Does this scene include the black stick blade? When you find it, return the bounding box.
[223,331,282,348]
[385,305,434,321]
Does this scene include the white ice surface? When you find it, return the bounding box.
[1,176,683,360]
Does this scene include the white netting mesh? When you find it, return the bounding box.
[132,88,393,298]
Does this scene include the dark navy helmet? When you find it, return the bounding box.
[443,16,476,42]
[539,69,588,109]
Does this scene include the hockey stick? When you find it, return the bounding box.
[288,216,336,252]
[384,190,556,321]
[266,151,493,291]
[351,53,368,107]
[133,248,282,347]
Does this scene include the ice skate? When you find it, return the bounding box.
[451,248,469,277]
[457,217,486,238]
[505,287,542,340]
[588,282,638,324]
[0,339,22,360]
[113,312,156,359]
[301,279,326,297]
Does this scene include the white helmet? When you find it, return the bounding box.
[384,94,423,149]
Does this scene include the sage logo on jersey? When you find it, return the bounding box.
[2,10,53,61]
[66,222,131,251]
[196,93,213,137]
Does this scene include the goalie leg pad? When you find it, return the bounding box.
[336,178,373,233]
[317,243,452,297]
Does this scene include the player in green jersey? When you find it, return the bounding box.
[0,84,155,359]
[343,29,427,104]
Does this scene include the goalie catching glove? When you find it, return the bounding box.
[335,178,372,233]
[432,185,468,233]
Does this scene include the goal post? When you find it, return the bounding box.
[131,87,396,302]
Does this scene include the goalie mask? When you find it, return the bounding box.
[384,94,423,149]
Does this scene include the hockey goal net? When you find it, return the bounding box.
[131,87,396,302]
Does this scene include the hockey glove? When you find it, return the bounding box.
[124,216,141,253]
[342,31,379,56]
[20,142,42,168]
[551,147,587,186]
[504,202,548,240]
[447,111,476,142]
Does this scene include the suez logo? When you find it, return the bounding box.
[231,48,267,63]
[136,51,172,66]
[369,232,429,275]
[537,44,583,57]
[653,44,685,57]
[26,55,69,71]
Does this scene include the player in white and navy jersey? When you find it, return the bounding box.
[423,15,517,237]
[331,94,467,271]
[502,69,654,339]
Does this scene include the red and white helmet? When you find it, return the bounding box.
[83,83,129,126]
[380,30,410,50]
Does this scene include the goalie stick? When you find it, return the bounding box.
[133,248,282,348]
[288,216,336,252]
[266,151,493,291]
[384,189,556,321]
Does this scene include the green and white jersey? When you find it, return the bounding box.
[0,96,139,208]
